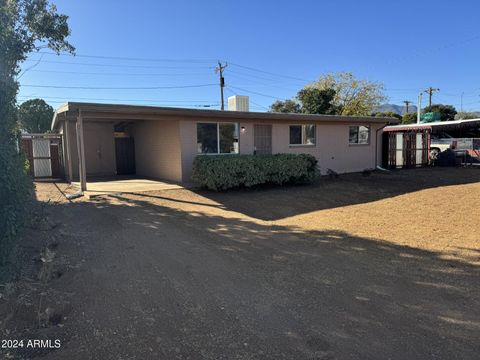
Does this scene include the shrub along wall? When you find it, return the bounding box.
[192,153,319,191]
[0,143,34,266]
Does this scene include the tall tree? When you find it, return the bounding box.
[1,0,74,143]
[269,99,301,113]
[297,88,338,115]
[0,0,74,264]
[270,88,338,115]
[309,72,387,116]
[18,98,54,133]
[423,104,457,122]
[402,112,417,124]
[371,111,402,120]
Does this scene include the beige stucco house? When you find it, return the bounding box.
[51,99,398,190]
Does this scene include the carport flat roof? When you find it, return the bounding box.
[384,118,480,132]
[52,101,399,130]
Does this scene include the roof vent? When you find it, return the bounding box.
[228,95,249,112]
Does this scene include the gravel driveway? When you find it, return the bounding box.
[2,168,479,360]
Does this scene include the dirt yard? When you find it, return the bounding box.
[1,167,479,359]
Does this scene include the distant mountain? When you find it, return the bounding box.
[374,104,417,116]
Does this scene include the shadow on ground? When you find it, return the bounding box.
[190,167,480,220]
[6,187,478,360]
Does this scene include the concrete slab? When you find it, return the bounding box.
[72,177,183,199]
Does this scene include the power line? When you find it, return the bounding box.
[17,95,218,103]
[25,69,210,77]
[17,97,220,108]
[23,59,212,70]
[227,85,283,100]
[227,73,302,93]
[33,52,310,83]
[36,51,217,63]
[229,62,310,82]
[228,69,305,84]
[227,71,279,85]
[17,53,45,80]
[21,83,217,90]
[31,101,219,108]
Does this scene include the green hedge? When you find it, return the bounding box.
[192,153,320,191]
[0,144,34,266]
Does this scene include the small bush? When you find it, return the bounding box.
[192,153,319,191]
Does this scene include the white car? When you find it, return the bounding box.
[430,132,454,158]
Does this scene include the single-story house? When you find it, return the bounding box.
[51,97,399,190]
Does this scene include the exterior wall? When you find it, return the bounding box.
[271,122,383,174]
[60,116,386,184]
[65,120,79,181]
[132,120,183,182]
[179,120,197,182]
[83,122,116,176]
[179,119,385,182]
[62,120,116,180]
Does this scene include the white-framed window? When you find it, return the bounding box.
[349,125,370,145]
[197,122,239,154]
[289,124,316,146]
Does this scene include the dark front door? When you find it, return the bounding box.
[254,124,272,154]
[50,140,64,178]
[115,137,136,175]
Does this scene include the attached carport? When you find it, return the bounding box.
[52,102,185,193]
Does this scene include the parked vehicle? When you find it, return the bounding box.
[430,132,454,157]
[430,132,480,163]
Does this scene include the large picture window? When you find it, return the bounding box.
[197,122,239,154]
[289,124,315,145]
[349,125,370,145]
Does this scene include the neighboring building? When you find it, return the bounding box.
[51,96,398,190]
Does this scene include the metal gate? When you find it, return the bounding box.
[384,130,430,169]
[253,124,272,155]
[20,134,64,179]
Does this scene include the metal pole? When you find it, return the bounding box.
[64,120,73,182]
[76,109,87,192]
[417,93,422,124]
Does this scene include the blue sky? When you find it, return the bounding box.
[18,0,480,112]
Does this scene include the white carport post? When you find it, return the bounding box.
[64,119,73,182]
[76,109,87,192]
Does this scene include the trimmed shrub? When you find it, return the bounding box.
[192,153,320,191]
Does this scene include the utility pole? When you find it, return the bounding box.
[424,87,440,107]
[461,92,464,112]
[403,100,412,114]
[215,61,227,110]
[417,93,422,124]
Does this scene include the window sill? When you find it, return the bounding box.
[289,144,316,148]
[348,143,370,146]
[197,153,239,155]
